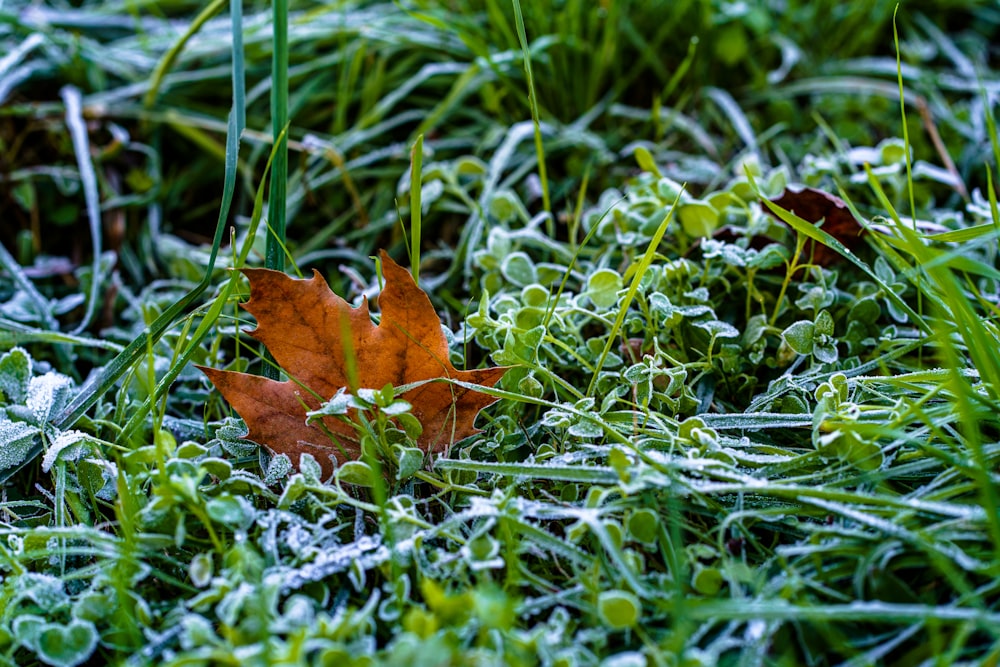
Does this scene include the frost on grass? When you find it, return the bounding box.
[208,416,259,459]
[274,534,389,593]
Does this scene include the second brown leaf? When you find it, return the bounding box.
[766,186,866,266]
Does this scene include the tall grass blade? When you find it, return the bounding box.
[143,0,227,108]
[266,0,289,276]
[264,0,289,381]
[511,0,551,228]
[893,7,917,226]
[586,190,682,398]
[984,89,1000,172]
[409,133,423,284]
[60,86,101,336]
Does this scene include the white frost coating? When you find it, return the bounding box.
[41,430,92,473]
[600,651,647,667]
[282,524,315,555]
[278,594,316,631]
[0,419,41,471]
[25,373,74,425]
[695,320,740,338]
[216,582,254,627]
[12,572,67,609]
[273,535,390,592]
[745,619,767,641]
[0,419,38,445]
[7,534,24,556]
[804,496,987,572]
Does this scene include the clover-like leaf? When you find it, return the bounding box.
[596,590,641,630]
[678,200,720,238]
[782,320,815,355]
[586,269,623,309]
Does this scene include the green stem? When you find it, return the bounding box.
[264,0,289,380]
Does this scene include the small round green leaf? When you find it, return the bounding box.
[691,564,724,595]
[206,494,250,528]
[392,445,423,481]
[396,412,424,439]
[488,190,522,223]
[877,137,907,165]
[337,461,374,487]
[678,201,720,238]
[627,509,659,544]
[815,310,835,336]
[634,145,661,176]
[521,284,549,308]
[500,252,537,287]
[848,296,881,323]
[597,590,641,630]
[587,269,623,309]
[782,320,815,355]
[517,373,544,398]
[189,552,214,588]
[0,346,32,403]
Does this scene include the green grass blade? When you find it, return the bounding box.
[511,0,551,226]
[143,0,227,108]
[586,189,682,398]
[893,7,917,227]
[263,0,289,382]
[409,133,423,285]
[266,0,289,277]
[434,459,618,485]
[988,165,1000,230]
[60,86,102,336]
[0,318,124,351]
[984,89,1000,173]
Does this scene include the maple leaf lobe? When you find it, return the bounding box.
[199,251,508,478]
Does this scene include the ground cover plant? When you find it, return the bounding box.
[1,0,999,665]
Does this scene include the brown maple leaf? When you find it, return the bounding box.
[198,251,509,477]
[765,187,866,266]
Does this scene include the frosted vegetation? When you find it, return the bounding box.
[1,1,999,665]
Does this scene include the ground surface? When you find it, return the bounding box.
[1,1,999,665]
